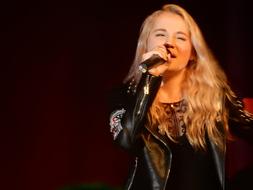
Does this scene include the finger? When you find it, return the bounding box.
[154,46,168,61]
[149,64,168,76]
[142,51,163,62]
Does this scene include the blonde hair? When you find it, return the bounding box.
[124,4,235,151]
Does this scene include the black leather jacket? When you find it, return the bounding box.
[109,73,253,190]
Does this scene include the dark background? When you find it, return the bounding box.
[1,0,253,189]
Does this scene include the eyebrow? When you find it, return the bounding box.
[153,28,167,33]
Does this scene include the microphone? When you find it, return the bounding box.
[138,54,166,73]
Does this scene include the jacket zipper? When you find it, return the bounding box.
[136,74,172,189]
[145,104,182,189]
[145,127,172,190]
[127,157,138,190]
[137,75,150,115]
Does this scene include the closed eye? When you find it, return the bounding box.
[177,37,186,41]
[155,33,166,37]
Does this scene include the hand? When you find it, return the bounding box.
[142,45,171,76]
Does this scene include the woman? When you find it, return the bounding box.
[109,4,253,190]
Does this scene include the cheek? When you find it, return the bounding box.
[147,38,165,51]
[147,39,156,51]
[180,45,193,59]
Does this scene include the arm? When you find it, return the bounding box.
[109,73,162,152]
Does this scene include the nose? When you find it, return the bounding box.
[165,35,175,48]
[164,43,174,49]
[164,36,175,49]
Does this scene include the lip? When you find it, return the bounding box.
[164,43,176,58]
[167,49,176,58]
[170,53,176,58]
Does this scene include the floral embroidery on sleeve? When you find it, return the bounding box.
[109,108,126,140]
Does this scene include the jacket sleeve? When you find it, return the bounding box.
[227,96,253,143]
[108,73,162,152]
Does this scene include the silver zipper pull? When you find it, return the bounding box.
[144,85,149,95]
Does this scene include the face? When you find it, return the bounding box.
[147,12,193,73]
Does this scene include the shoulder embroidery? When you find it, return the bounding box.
[109,108,126,140]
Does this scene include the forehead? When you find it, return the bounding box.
[151,12,189,33]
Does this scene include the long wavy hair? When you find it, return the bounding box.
[124,4,235,151]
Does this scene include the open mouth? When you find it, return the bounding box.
[170,53,176,58]
[167,49,176,58]
[166,48,176,58]
[164,43,176,58]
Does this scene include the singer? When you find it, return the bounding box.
[109,4,253,190]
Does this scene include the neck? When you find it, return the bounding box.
[157,69,186,103]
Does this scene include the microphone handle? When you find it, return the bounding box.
[138,54,165,73]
